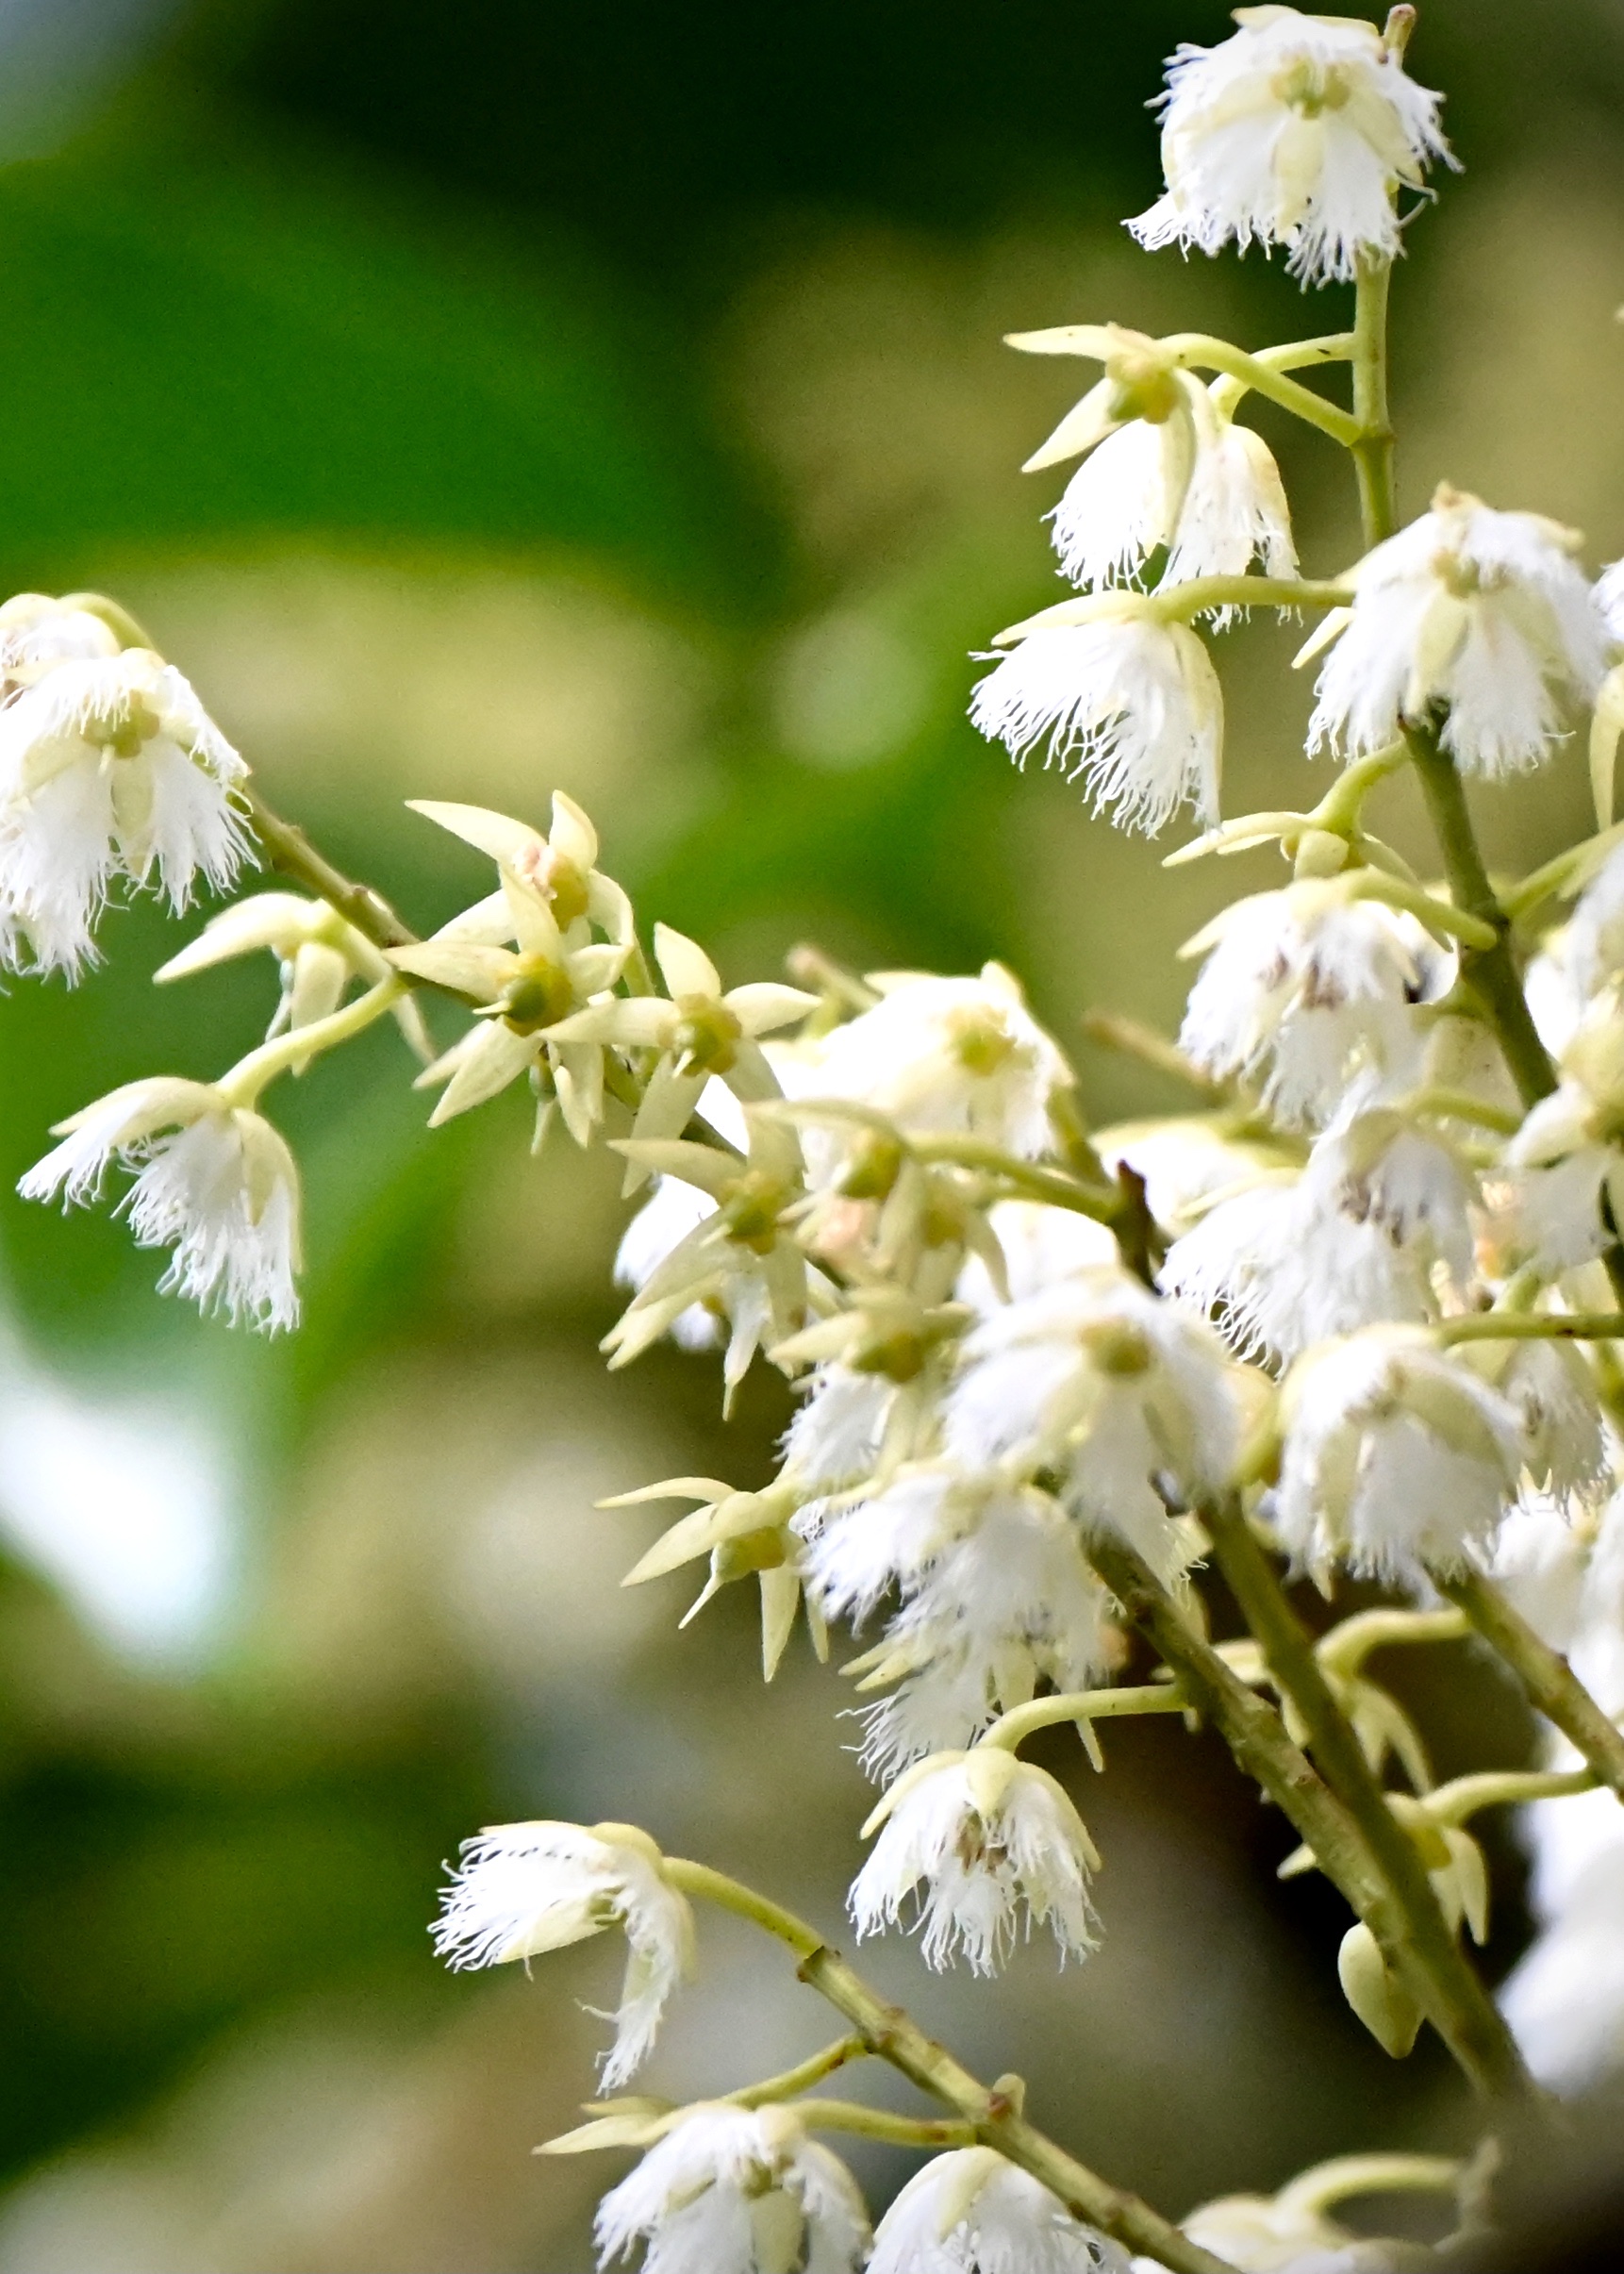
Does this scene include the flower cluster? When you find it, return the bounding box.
[17,8,1624,2268]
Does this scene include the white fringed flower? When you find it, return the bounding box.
[871,2148,1128,2274]
[1309,487,1608,776]
[944,1268,1242,1577]
[1274,1326,1524,1584]
[1178,885,1445,1128]
[19,1076,301,1330]
[808,966,1072,1168]
[1049,396,1296,604]
[970,614,1223,835]
[594,2104,870,2274]
[614,1080,751,1353]
[0,648,249,974]
[804,1472,1111,1770]
[1162,1111,1476,1363]
[1500,1833,1624,2099]
[851,1748,1100,1972]
[1128,7,1451,285]
[433,1820,694,2089]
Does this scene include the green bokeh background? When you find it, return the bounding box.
[0,4,1620,2266]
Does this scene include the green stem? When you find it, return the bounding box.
[1401,724,1557,1110]
[1198,1498,1531,2103]
[1351,255,1397,544]
[661,1861,1241,2274]
[1085,1535,1534,2103]
[978,1683,1189,1752]
[1436,1569,1624,1802]
[1161,333,1363,447]
[1424,1767,1597,1828]
[906,1136,1120,1221]
[1079,1011,1232,1100]
[1273,2152,1462,2226]
[1205,332,1358,421]
[1317,1607,1469,1682]
[787,2100,976,2149]
[727,2036,869,2108]
[215,974,406,1106]
[1436,1312,1624,1345]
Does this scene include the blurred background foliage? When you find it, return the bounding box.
[0,2,1620,2266]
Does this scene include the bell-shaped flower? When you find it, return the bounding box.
[1273,1326,1525,1585]
[546,922,816,1187]
[851,1746,1100,1972]
[1010,330,1296,605]
[19,1075,301,1329]
[1308,487,1608,776]
[804,965,1072,1172]
[943,1268,1242,1582]
[0,646,249,975]
[390,862,630,1143]
[806,1470,1113,1776]
[603,1110,817,1405]
[1128,6,1451,285]
[1178,882,1449,1129]
[970,601,1223,836]
[869,2146,1119,2274]
[593,2104,870,2274]
[432,1819,695,2089]
[156,889,432,1065]
[870,2148,1128,2274]
[1162,1108,1477,1364]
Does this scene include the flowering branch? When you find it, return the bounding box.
[1085,1533,1536,2103]
[659,1859,1243,2274]
[1197,1496,1533,2100]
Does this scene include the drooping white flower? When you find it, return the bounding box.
[970,613,1223,835]
[946,1268,1242,1578]
[1161,1110,1476,1365]
[0,647,249,974]
[433,1820,694,2089]
[1178,885,1447,1128]
[20,1076,301,1330]
[594,2104,870,2274]
[871,2148,1128,2274]
[956,1199,1119,1316]
[807,966,1072,1170]
[803,1471,1112,1769]
[1048,394,1296,605]
[851,1747,1100,1972]
[1128,7,1451,285]
[1273,1326,1525,1584]
[1309,487,1608,776]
